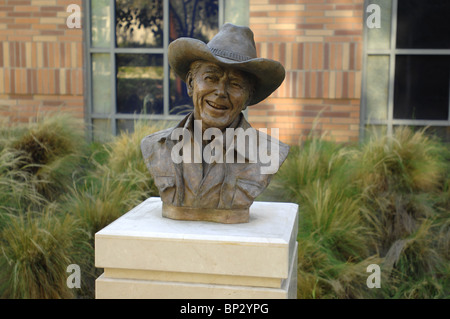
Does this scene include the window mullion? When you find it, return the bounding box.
[219,0,224,26]
[387,0,398,137]
[360,0,370,141]
[391,119,450,126]
[394,49,450,55]
[85,0,93,141]
[90,0,223,134]
[163,0,170,117]
[448,72,450,122]
[113,48,165,54]
[110,0,117,135]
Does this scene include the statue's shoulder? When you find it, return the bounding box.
[256,128,290,163]
[240,115,290,162]
[140,127,173,156]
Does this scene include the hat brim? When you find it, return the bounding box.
[168,38,285,106]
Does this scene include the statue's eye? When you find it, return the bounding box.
[231,81,242,89]
[205,75,218,82]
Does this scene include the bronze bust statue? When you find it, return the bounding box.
[141,23,289,223]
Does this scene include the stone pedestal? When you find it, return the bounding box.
[95,197,298,299]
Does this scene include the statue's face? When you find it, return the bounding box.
[187,61,252,131]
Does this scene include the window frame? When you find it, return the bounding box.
[84,0,227,138]
[360,0,450,139]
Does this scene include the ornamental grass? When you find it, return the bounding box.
[0,116,164,298]
[0,115,448,299]
[265,126,450,299]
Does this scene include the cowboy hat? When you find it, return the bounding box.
[168,23,285,106]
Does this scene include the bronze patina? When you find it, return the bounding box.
[141,23,289,223]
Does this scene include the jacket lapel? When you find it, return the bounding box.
[163,136,184,206]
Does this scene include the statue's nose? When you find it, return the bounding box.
[215,79,228,99]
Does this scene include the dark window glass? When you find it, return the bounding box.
[168,0,218,114]
[393,55,450,120]
[394,126,450,143]
[169,0,218,43]
[116,54,164,114]
[396,0,450,49]
[169,68,193,115]
[116,0,163,48]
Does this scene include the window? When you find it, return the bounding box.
[361,0,450,142]
[86,0,249,140]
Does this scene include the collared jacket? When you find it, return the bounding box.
[141,112,289,210]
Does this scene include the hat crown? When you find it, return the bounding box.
[206,23,257,62]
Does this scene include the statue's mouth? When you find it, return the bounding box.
[206,100,229,110]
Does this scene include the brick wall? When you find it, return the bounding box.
[248,0,364,144]
[1,0,364,144]
[0,0,84,124]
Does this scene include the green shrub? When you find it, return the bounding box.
[267,134,376,298]
[0,115,92,298]
[357,126,444,196]
[106,119,171,176]
[356,127,449,298]
[265,135,351,203]
[60,119,169,298]
[64,120,166,234]
[300,179,369,261]
[1,114,448,299]
[269,126,450,299]
[0,148,48,217]
[0,206,91,299]
[5,115,87,202]
[64,167,153,235]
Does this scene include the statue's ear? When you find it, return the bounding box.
[186,71,194,97]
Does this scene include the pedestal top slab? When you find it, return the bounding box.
[95,197,298,278]
[96,197,298,245]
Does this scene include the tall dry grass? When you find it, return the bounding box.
[268,133,379,298]
[60,119,168,297]
[0,115,92,298]
[63,119,167,235]
[1,114,448,299]
[356,127,450,298]
[0,116,167,298]
[1,115,87,204]
[269,126,450,299]
[0,207,91,299]
[0,148,47,216]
